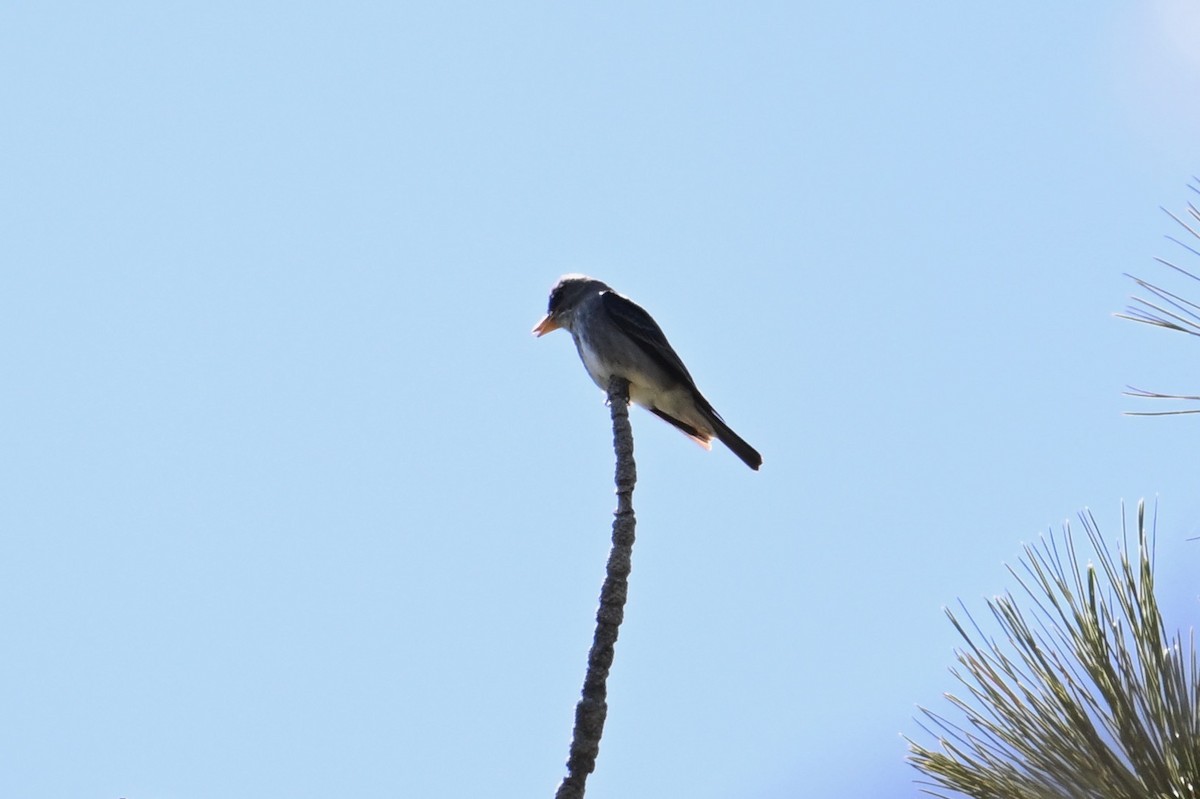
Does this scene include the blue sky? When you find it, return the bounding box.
[3,2,1200,797]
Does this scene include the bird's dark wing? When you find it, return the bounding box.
[600,288,762,470]
[599,290,699,389]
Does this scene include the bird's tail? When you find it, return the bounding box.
[712,416,762,471]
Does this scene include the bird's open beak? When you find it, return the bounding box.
[531,314,561,337]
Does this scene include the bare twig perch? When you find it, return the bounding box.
[554,375,637,799]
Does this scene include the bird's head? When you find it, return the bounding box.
[531,274,610,337]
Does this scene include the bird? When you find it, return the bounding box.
[532,274,762,470]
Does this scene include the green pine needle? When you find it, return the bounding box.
[908,501,1199,799]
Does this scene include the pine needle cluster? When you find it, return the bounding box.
[1119,180,1200,414]
[909,502,1199,799]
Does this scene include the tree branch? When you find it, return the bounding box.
[555,376,638,799]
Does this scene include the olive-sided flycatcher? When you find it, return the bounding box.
[533,275,762,470]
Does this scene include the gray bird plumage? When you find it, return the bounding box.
[533,274,762,470]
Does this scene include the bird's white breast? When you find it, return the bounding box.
[575,332,677,413]
[577,336,612,389]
